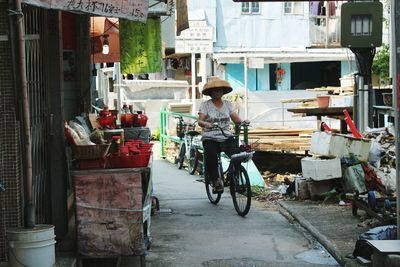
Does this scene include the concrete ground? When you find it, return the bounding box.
[48,142,368,267]
[279,201,368,267]
[146,146,340,267]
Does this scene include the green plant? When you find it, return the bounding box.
[152,128,160,141]
[371,44,390,81]
[224,93,244,114]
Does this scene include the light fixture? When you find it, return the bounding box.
[102,34,109,55]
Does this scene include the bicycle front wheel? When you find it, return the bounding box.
[231,165,251,216]
[188,146,198,175]
[177,142,186,169]
[205,177,222,204]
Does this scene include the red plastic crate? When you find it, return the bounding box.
[107,153,151,168]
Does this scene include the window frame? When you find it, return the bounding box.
[241,2,261,15]
[284,2,303,15]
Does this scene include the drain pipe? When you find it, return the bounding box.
[14,0,35,228]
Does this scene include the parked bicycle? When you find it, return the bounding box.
[175,116,201,174]
[204,122,253,217]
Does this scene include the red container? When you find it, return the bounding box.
[132,113,140,127]
[138,113,148,127]
[107,153,151,168]
[98,116,116,129]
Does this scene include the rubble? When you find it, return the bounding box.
[364,127,396,192]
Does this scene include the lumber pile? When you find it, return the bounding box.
[247,128,313,152]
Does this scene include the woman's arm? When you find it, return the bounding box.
[230,112,242,124]
[198,113,212,128]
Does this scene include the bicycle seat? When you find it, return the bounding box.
[187,130,200,136]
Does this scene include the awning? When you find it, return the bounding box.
[213,48,355,64]
[22,0,148,22]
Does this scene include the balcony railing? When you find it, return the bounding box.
[309,15,341,48]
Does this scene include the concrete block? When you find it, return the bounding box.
[306,180,335,198]
[310,131,371,162]
[295,177,310,200]
[301,157,342,181]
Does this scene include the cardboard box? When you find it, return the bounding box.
[329,95,353,107]
[301,157,342,181]
[310,131,371,162]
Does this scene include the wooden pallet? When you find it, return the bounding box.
[247,128,312,152]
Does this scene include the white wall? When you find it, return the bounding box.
[240,90,340,130]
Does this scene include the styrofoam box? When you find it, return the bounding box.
[310,131,371,162]
[301,157,342,181]
[340,76,354,87]
[329,95,353,107]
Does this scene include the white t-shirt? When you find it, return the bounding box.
[198,100,235,141]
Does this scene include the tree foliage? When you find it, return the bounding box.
[371,44,390,80]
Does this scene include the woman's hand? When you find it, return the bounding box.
[204,122,213,129]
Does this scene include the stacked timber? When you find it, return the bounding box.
[247,128,314,152]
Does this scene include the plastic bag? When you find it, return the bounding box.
[64,123,81,145]
[368,139,382,167]
[69,121,95,145]
[69,121,89,140]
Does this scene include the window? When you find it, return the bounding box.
[242,2,260,14]
[284,2,303,15]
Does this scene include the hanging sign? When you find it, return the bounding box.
[120,18,162,74]
[176,0,189,36]
[22,0,148,22]
[248,58,264,69]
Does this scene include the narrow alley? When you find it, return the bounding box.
[145,144,339,267]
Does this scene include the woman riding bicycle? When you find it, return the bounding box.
[198,78,248,193]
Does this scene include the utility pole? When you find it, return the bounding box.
[391,0,400,240]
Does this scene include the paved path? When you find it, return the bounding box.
[146,151,339,267]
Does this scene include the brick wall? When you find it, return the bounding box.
[0,3,23,262]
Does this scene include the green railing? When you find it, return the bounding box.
[160,107,198,158]
[159,107,249,158]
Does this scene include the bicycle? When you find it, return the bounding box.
[204,122,254,217]
[175,116,201,174]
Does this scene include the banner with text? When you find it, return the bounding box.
[120,18,162,74]
[22,0,148,22]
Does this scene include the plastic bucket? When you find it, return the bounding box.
[317,96,330,108]
[7,224,56,267]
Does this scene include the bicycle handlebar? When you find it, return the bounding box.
[211,121,250,138]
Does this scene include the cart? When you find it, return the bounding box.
[71,157,153,267]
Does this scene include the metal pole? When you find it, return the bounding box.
[390,0,400,239]
[201,52,207,86]
[116,62,122,112]
[357,75,365,132]
[244,56,248,120]
[191,53,196,115]
[15,0,35,228]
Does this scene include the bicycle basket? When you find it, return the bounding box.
[221,137,240,156]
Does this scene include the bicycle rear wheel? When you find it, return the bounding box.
[188,146,198,175]
[177,142,185,169]
[231,165,251,216]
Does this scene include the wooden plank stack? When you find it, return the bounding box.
[247,128,314,152]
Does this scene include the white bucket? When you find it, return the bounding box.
[7,224,56,267]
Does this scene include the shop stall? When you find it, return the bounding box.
[65,107,153,265]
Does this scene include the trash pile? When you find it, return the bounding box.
[364,127,396,193]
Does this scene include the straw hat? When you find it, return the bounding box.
[202,78,233,96]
